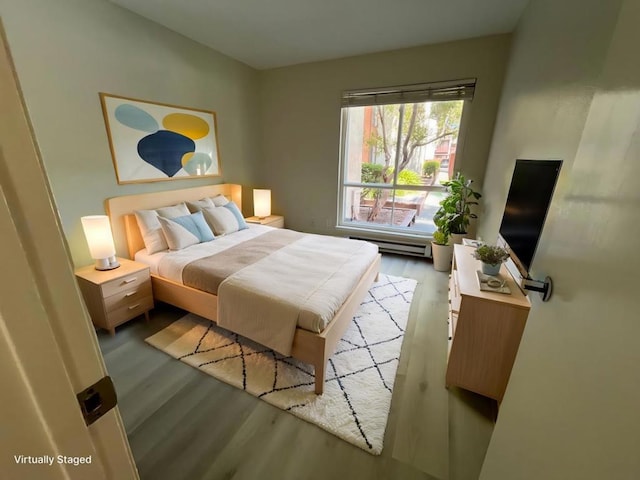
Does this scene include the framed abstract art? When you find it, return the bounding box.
[99,93,222,184]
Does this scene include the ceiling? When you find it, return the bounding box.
[110,0,530,70]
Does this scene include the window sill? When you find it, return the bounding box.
[336,224,433,245]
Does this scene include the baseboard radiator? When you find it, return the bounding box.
[350,236,432,258]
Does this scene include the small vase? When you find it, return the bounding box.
[481,262,501,276]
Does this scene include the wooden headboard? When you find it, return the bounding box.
[105,184,242,259]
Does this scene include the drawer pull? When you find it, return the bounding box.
[128,304,141,310]
[124,291,138,297]
[123,278,137,284]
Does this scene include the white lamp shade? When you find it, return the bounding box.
[81,215,116,260]
[253,189,271,218]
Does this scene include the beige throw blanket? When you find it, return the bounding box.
[218,233,376,355]
[183,230,378,355]
[182,229,304,295]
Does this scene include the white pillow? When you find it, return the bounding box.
[134,209,168,254]
[155,202,190,218]
[202,202,248,235]
[210,194,229,207]
[186,197,215,212]
[134,202,193,254]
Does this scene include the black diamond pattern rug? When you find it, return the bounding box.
[145,274,416,454]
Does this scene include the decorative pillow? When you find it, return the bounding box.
[134,202,200,254]
[186,197,215,213]
[210,194,229,207]
[202,201,248,235]
[134,209,168,254]
[158,212,215,250]
[155,202,190,218]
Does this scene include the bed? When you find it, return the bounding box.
[106,184,380,394]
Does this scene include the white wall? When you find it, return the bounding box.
[259,35,511,236]
[479,0,640,478]
[0,0,260,266]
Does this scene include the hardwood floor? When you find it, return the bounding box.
[98,254,495,480]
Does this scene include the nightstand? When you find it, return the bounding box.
[75,258,153,335]
[245,215,284,228]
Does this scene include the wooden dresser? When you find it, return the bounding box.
[447,244,531,403]
[75,258,153,335]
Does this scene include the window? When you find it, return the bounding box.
[337,79,474,236]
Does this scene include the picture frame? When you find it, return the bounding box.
[99,93,222,184]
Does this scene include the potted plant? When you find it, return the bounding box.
[433,173,482,244]
[431,229,453,272]
[473,244,510,276]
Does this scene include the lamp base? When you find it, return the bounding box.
[94,256,120,271]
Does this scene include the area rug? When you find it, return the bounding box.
[145,274,416,454]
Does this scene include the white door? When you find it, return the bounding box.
[0,22,138,479]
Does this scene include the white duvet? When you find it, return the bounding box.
[137,225,378,355]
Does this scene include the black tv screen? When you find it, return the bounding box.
[499,160,562,274]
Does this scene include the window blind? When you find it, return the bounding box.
[341,78,476,107]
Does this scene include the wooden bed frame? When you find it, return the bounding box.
[105,184,380,394]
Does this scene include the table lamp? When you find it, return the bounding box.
[81,215,120,270]
[253,189,271,219]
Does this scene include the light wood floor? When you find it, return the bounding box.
[98,254,495,480]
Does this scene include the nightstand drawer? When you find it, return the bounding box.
[101,269,150,297]
[76,258,154,335]
[107,295,154,327]
[104,282,152,313]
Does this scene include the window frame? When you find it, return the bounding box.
[336,81,474,238]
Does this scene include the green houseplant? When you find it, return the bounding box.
[473,244,510,275]
[431,229,453,272]
[432,230,449,246]
[433,173,482,243]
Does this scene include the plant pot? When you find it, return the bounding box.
[450,233,468,245]
[431,242,454,272]
[481,262,501,276]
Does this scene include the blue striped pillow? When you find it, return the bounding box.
[222,202,248,230]
[170,211,215,242]
[158,211,215,251]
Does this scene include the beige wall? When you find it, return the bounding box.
[479,0,640,478]
[1,0,509,263]
[0,0,259,266]
[258,35,511,236]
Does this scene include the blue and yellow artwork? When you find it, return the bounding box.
[100,93,221,183]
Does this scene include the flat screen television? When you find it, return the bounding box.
[498,159,562,278]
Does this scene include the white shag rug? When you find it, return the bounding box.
[145,274,416,454]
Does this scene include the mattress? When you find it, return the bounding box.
[134,249,166,276]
